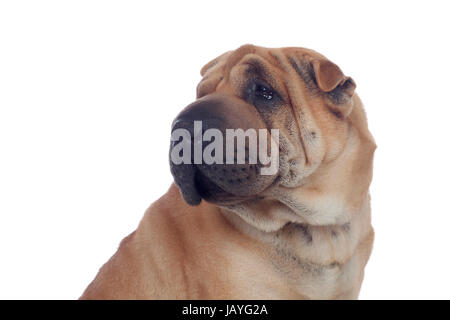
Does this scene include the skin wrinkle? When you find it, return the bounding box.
[225,209,339,284]
[236,50,313,183]
[197,73,224,98]
[286,90,310,165]
[273,241,341,280]
[241,58,287,103]
[288,57,318,93]
[273,51,314,166]
[266,51,293,106]
[282,222,356,266]
[222,196,360,281]
[223,44,257,79]
[277,193,316,217]
[226,54,301,189]
[296,224,313,244]
[267,49,284,71]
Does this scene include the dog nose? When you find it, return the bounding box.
[171,96,227,138]
[173,98,220,126]
[169,94,279,205]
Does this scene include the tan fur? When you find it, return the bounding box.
[80,45,376,300]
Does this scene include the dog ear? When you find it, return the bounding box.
[311,59,356,97]
[200,57,219,76]
[197,51,232,98]
[200,51,231,76]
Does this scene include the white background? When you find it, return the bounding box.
[1,1,449,299]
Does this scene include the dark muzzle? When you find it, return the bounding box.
[169,94,279,205]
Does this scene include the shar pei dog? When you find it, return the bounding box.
[81,44,376,300]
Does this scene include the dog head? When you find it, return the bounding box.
[169,44,376,229]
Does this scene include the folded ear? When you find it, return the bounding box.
[311,59,356,97]
[197,51,232,98]
[200,57,219,76]
[200,51,232,76]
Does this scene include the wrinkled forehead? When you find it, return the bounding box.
[223,45,325,74]
[197,44,325,98]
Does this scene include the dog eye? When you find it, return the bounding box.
[254,83,274,100]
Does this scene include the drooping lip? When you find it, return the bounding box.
[194,165,281,206]
[194,167,247,205]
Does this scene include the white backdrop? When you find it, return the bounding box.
[1,1,449,299]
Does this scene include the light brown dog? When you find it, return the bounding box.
[80,44,376,299]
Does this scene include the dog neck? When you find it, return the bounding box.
[218,195,374,299]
